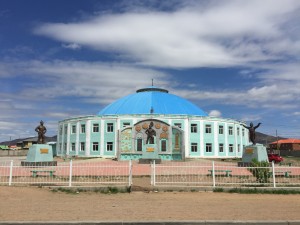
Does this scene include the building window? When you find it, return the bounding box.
[71,143,75,151]
[59,126,62,135]
[229,144,234,152]
[237,127,240,136]
[191,143,198,152]
[219,125,224,134]
[242,129,245,137]
[59,143,62,151]
[229,126,233,135]
[137,139,142,151]
[191,124,197,133]
[64,126,67,134]
[106,142,113,151]
[174,123,182,128]
[123,122,130,128]
[93,124,99,132]
[107,123,114,132]
[81,124,85,133]
[80,142,85,151]
[205,125,212,133]
[206,143,212,152]
[219,143,224,153]
[64,143,67,150]
[71,125,76,134]
[238,144,240,152]
[161,140,167,152]
[92,142,99,151]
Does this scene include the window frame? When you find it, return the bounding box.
[80,142,85,151]
[106,142,113,151]
[229,126,233,135]
[122,122,130,128]
[93,124,99,133]
[219,125,224,134]
[205,124,212,134]
[191,124,198,133]
[206,143,212,152]
[219,143,224,153]
[161,140,167,152]
[71,125,76,134]
[107,123,114,133]
[174,123,182,129]
[71,143,75,151]
[191,143,198,152]
[229,144,234,152]
[81,124,86,133]
[92,142,99,151]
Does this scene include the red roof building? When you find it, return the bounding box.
[269,139,300,151]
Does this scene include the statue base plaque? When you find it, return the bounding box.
[139,144,161,164]
[238,144,268,167]
[21,144,57,166]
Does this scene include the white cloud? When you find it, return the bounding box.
[209,110,222,117]
[34,0,300,68]
[62,43,81,50]
[0,60,170,104]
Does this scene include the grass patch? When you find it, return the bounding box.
[213,188,224,192]
[52,186,130,194]
[225,188,300,194]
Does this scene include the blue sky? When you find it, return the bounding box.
[0,0,300,142]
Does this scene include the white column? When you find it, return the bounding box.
[66,123,70,155]
[100,119,104,156]
[57,123,65,155]
[200,120,204,157]
[240,125,243,157]
[85,120,91,156]
[184,118,189,157]
[115,118,120,157]
[224,122,228,157]
[214,121,218,157]
[234,124,238,157]
[76,121,80,156]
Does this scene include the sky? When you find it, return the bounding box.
[0,0,300,142]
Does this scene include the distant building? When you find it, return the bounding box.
[0,145,9,150]
[57,86,249,160]
[17,137,38,149]
[269,139,300,151]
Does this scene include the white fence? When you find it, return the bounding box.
[151,161,300,188]
[1,159,300,188]
[0,160,132,187]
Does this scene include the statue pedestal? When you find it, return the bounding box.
[21,144,57,166]
[139,144,161,164]
[238,144,268,167]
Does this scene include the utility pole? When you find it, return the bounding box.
[276,129,279,153]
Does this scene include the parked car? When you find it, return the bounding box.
[268,153,283,163]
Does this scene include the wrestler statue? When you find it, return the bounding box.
[35,120,47,144]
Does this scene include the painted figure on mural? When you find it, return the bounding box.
[35,120,47,144]
[145,121,156,144]
[242,122,261,145]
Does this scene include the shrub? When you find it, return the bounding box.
[249,159,270,183]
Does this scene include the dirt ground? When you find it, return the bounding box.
[1,186,300,222]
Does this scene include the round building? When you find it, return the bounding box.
[57,86,249,160]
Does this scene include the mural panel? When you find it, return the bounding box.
[120,128,132,152]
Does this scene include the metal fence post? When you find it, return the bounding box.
[272,161,276,188]
[212,161,216,188]
[8,160,13,186]
[69,160,73,187]
[150,161,153,185]
[153,160,156,186]
[129,160,132,187]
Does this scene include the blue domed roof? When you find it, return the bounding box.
[98,86,208,116]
